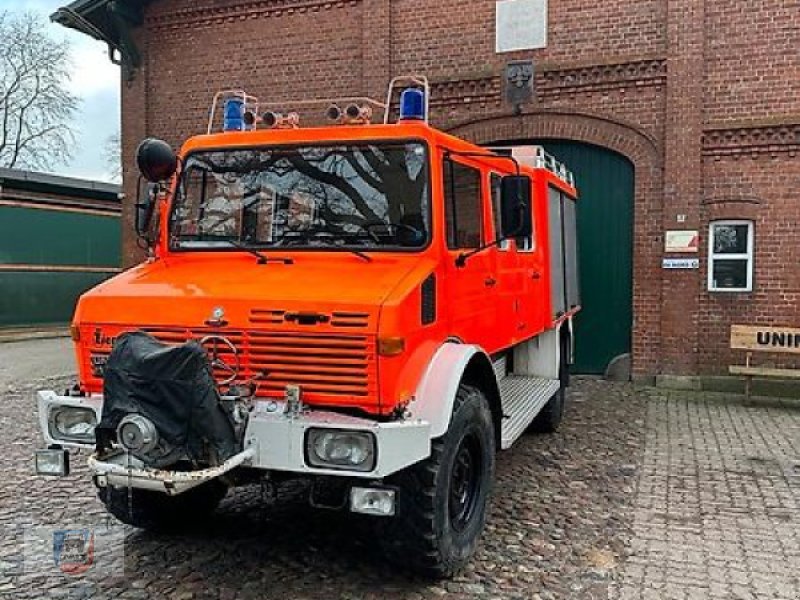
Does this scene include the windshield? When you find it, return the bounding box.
[170,142,430,252]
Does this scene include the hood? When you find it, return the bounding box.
[75,252,427,332]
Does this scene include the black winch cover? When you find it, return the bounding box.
[97,331,239,468]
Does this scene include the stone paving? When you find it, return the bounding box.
[614,392,800,600]
[0,349,798,599]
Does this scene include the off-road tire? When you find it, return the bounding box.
[530,335,570,433]
[99,480,228,531]
[381,383,496,578]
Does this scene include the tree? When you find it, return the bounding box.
[104,131,122,182]
[0,11,79,170]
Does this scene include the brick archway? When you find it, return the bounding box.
[446,111,664,379]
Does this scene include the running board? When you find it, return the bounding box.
[499,376,560,449]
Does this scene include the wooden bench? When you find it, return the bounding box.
[729,325,800,398]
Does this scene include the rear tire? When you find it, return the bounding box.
[99,480,228,531]
[381,383,495,578]
[530,334,570,433]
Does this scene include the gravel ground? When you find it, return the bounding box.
[1,373,648,599]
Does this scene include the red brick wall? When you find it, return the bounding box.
[118,0,800,378]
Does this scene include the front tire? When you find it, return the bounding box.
[382,383,496,578]
[99,480,228,531]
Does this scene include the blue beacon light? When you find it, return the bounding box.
[399,88,426,121]
[223,97,245,132]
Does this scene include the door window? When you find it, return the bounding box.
[444,159,483,249]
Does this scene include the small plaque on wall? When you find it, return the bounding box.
[496,0,548,53]
[665,230,699,253]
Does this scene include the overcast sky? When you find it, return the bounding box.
[1,0,121,182]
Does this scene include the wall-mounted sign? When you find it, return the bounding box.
[665,230,699,253]
[496,0,548,53]
[731,325,800,354]
[662,258,700,270]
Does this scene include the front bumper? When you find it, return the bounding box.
[36,390,432,492]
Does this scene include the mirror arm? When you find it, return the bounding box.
[456,238,506,268]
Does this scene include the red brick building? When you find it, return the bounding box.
[55,0,800,381]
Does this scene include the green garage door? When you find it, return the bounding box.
[538,141,634,374]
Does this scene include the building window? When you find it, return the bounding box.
[444,158,483,249]
[708,220,754,292]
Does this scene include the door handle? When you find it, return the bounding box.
[484,277,497,287]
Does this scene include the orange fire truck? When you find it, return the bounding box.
[35,76,580,577]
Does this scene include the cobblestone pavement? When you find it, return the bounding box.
[614,391,800,600]
[1,349,798,599]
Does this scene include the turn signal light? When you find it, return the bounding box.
[377,337,405,356]
[69,325,80,342]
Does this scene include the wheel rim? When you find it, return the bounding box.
[449,432,482,532]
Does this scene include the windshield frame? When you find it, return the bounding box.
[167,138,433,256]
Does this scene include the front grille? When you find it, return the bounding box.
[140,328,376,401]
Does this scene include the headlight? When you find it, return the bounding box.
[306,429,376,472]
[117,414,158,454]
[49,406,97,443]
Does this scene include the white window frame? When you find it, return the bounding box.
[708,219,754,292]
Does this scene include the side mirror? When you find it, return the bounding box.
[500,175,533,239]
[135,183,158,238]
[136,138,177,183]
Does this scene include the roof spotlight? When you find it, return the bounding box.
[263,111,279,128]
[243,110,258,128]
[343,104,372,125]
[345,104,361,119]
[326,104,342,122]
[262,111,300,129]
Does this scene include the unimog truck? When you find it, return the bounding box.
[35,76,580,577]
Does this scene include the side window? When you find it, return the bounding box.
[490,173,510,250]
[444,158,483,249]
[515,180,535,252]
[708,220,754,292]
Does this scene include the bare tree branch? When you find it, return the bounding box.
[0,10,79,170]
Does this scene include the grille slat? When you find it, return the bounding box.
[141,328,375,400]
[249,308,370,329]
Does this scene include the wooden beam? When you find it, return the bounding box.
[729,365,800,379]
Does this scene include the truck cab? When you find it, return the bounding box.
[35,78,579,577]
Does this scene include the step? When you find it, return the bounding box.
[499,375,560,450]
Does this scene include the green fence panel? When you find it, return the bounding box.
[0,206,121,267]
[0,271,116,327]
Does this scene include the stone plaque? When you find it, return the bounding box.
[505,60,535,106]
[496,0,547,53]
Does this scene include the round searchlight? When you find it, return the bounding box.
[117,414,159,454]
[136,138,178,183]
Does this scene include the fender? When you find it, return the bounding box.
[408,342,496,439]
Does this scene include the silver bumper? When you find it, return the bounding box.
[91,448,256,496]
[36,391,432,493]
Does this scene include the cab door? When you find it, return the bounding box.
[442,157,497,350]
[514,178,546,338]
[489,173,524,344]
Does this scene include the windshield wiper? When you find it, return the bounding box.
[347,249,372,262]
[225,240,294,265]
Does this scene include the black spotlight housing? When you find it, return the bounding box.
[345,104,361,119]
[326,104,342,122]
[262,112,279,128]
[136,138,178,183]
